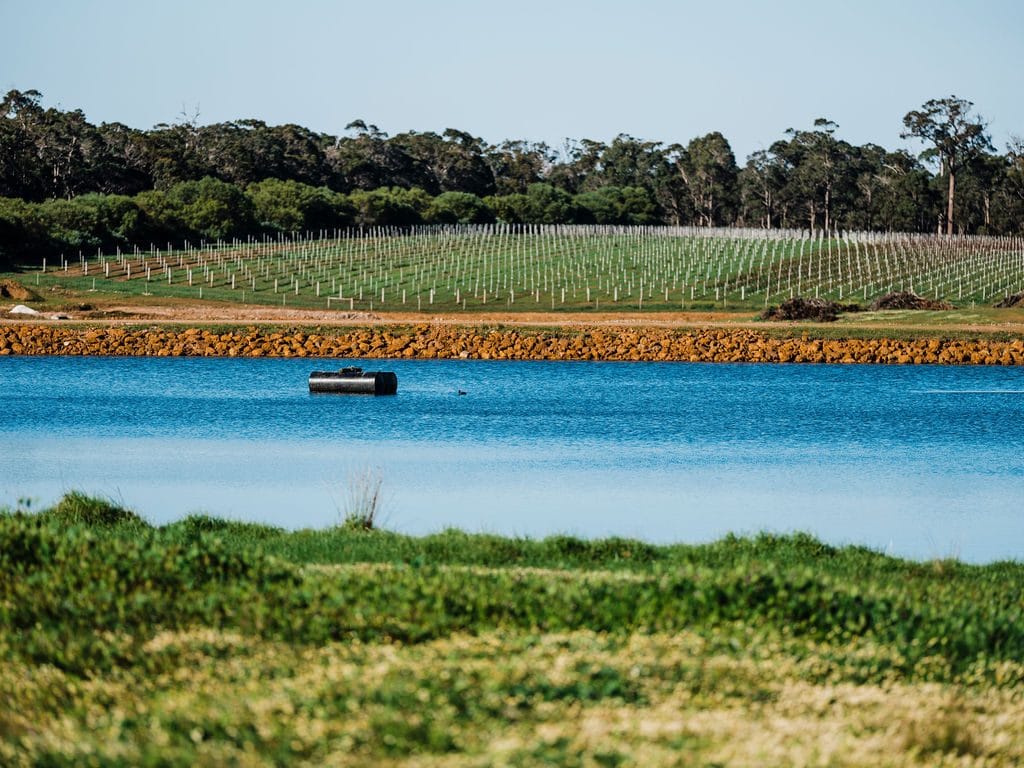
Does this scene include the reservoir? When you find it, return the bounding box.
[1,356,1022,562]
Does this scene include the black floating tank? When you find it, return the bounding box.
[308,366,398,395]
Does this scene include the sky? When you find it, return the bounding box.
[2,0,1022,163]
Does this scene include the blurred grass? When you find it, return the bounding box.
[2,493,1022,766]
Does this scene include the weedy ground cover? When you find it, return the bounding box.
[1,495,1022,766]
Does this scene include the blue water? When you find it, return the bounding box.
[2,356,1023,562]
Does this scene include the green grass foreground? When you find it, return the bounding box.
[2,494,1023,766]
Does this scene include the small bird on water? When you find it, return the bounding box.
[457,389,467,396]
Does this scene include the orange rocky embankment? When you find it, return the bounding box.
[1,325,1022,365]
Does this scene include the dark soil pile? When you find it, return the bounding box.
[869,292,953,311]
[761,297,861,323]
[994,292,1024,308]
[0,279,39,302]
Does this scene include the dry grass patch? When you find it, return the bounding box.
[3,629,1023,767]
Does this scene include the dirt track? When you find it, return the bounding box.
[5,299,1024,337]
[4,302,745,327]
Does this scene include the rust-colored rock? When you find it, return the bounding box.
[0,324,1021,366]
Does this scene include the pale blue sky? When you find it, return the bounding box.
[2,0,1021,162]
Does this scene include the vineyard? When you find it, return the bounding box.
[31,225,1024,312]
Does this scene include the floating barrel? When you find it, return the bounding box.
[308,366,398,395]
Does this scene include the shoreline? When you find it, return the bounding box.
[3,322,1023,364]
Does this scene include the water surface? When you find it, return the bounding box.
[1,356,1022,562]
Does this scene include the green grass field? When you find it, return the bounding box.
[2,494,1022,766]
[10,225,1024,315]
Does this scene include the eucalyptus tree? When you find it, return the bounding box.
[266,123,333,187]
[902,96,993,235]
[884,152,937,232]
[848,147,936,232]
[549,135,672,222]
[674,132,739,227]
[546,138,606,193]
[0,88,104,200]
[193,121,273,186]
[590,134,669,193]
[779,119,854,232]
[92,122,154,195]
[391,129,496,196]
[951,153,1010,233]
[486,140,555,195]
[738,148,788,228]
[652,144,693,225]
[327,121,431,192]
[377,130,442,193]
[844,143,887,230]
[843,143,926,231]
[0,89,48,198]
[147,113,208,190]
[436,129,496,196]
[49,110,112,199]
[991,138,1024,234]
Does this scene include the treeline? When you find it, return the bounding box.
[0,178,666,266]
[2,88,1023,264]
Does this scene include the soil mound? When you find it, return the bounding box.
[83,309,138,319]
[994,292,1024,308]
[761,297,861,323]
[0,279,39,302]
[870,292,953,311]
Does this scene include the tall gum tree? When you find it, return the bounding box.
[901,96,992,235]
[739,148,787,229]
[675,132,739,227]
[779,119,851,233]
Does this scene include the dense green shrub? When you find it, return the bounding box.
[164,177,259,240]
[0,196,44,265]
[246,178,354,233]
[348,186,432,226]
[427,191,496,224]
[38,490,146,528]
[163,513,285,540]
[575,185,659,224]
